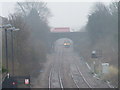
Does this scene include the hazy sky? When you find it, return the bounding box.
[47,2,94,28]
[0,0,112,30]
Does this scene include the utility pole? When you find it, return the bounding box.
[1,24,19,77]
[5,29,8,73]
[10,27,20,76]
[11,30,14,76]
[0,24,12,75]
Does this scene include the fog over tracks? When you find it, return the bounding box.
[32,38,110,88]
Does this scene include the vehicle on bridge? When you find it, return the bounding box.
[63,40,71,48]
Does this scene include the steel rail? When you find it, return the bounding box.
[75,63,93,88]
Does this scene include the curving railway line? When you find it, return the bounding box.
[48,64,64,89]
[47,44,111,88]
[48,47,64,89]
[31,40,114,88]
[70,63,92,88]
[69,56,93,88]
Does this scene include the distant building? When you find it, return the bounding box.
[50,27,70,32]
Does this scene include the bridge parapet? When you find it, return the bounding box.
[48,32,87,51]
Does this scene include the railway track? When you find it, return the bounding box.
[75,54,112,88]
[48,48,64,89]
[49,47,93,88]
[76,63,92,88]
[70,63,92,88]
[49,63,63,89]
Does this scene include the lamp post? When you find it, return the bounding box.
[0,24,12,73]
[0,25,19,76]
[11,28,20,76]
[5,29,8,73]
[8,27,20,76]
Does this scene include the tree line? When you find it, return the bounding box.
[2,1,51,77]
[77,2,118,65]
[76,2,118,86]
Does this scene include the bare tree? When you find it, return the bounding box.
[15,1,52,22]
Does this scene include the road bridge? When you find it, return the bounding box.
[48,32,87,51]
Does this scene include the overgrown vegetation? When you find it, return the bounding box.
[103,65,118,86]
[2,1,51,77]
[2,66,8,73]
[77,2,118,86]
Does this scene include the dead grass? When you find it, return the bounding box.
[103,65,118,87]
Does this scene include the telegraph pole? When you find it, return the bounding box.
[11,30,14,76]
[5,29,8,72]
[10,27,19,76]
